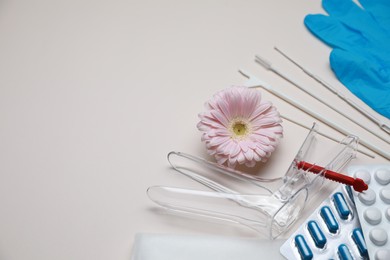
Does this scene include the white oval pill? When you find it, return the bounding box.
[375,249,390,260]
[379,188,390,204]
[354,169,371,184]
[369,228,388,246]
[364,207,382,225]
[374,168,390,185]
[386,207,390,222]
[358,189,376,205]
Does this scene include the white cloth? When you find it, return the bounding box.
[131,233,286,260]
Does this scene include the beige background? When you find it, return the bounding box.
[0,0,389,259]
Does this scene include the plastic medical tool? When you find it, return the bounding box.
[273,46,390,135]
[147,124,359,239]
[255,54,390,144]
[239,69,390,160]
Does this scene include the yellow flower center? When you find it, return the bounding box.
[229,119,251,139]
[233,122,247,136]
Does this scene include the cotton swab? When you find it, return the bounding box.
[239,69,390,160]
[273,47,390,135]
[254,55,390,145]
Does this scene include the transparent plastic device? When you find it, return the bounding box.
[147,124,358,239]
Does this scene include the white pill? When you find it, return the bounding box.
[386,207,390,221]
[364,207,382,225]
[375,249,390,260]
[369,228,388,246]
[374,168,390,185]
[354,169,371,184]
[380,188,390,204]
[358,189,376,205]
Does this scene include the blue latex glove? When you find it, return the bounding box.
[304,0,390,119]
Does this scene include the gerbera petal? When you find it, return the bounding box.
[253,151,260,161]
[206,128,230,137]
[227,159,237,169]
[256,143,275,153]
[215,128,231,136]
[241,91,259,118]
[226,93,239,118]
[206,147,217,156]
[216,138,231,154]
[254,147,266,158]
[249,102,272,120]
[200,133,210,142]
[244,149,254,161]
[239,141,250,153]
[215,154,228,165]
[245,160,256,168]
[236,152,246,164]
[229,141,241,157]
[200,115,225,129]
[252,127,283,139]
[208,136,230,147]
[251,117,281,128]
[245,139,257,149]
[210,110,229,127]
[196,122,209,131]
[249,133,271,145]
[217,99,233,120]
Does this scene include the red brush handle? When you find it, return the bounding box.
[297,161,368,192]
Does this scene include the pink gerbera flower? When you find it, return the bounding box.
[197,86,283,168]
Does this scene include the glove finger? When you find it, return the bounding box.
[322,0,363,18]
[330,49,390,119]
[360,0,390,7]
[359,0,390,32]
[322,0,386,37]
[304,14,369,50]
[331,49,390,90]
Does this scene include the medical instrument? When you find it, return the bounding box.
[304,0,390,119]
[349,164,390,260]
[280,184,367,260]
[281,114,375,158]
[148,124,358,239]
[273,46,390,135]
[239,69,390,160]
[296,161,368,192]
[255,54,390,145]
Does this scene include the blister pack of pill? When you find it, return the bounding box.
[349,165,390,260]
[280,184,368,260]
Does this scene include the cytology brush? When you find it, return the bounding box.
[296,161,368,192]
